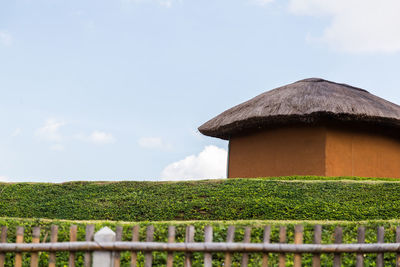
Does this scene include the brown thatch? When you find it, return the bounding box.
[198,78,400,140]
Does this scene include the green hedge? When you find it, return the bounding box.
[1,217,400,266]
[1,177,400,221]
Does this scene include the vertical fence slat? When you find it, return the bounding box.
[0,226,7,267]
[30,227,40,267]
[68,225,77,267]
[166,226,175,267]
[376,226,384,267]
[130,225,139,267]
[84,225,94,267]
[144,225,154,267]
[333,227,342,267]
[312,225,322,267]
[48,225,58,267]
[241,227,251,267]
[279,226,286,267]
[262,226,271,267]
[14,226,24,267]
[356,226,365,267]
[113,226,123,267]
[184,225,195,267]
[397,226,400,267]
[204,226,213,267]
[294,225,303,267]
[224,226,235,267]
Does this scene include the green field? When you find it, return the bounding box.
[1,176,400,221]
[1,217,400,266]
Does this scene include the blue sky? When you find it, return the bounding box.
[1,0,400,182]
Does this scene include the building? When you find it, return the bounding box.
[198,78,400,178]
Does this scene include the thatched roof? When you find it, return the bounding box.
[198,78,400,140]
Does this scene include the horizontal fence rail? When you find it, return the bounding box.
[1,224,400,266]
[1,242,400,253]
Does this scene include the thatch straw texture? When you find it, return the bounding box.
[198,78,400,140]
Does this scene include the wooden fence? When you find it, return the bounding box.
[1,224,400,266]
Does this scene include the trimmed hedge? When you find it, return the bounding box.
[1,177,400,221]
[1,217,400,266]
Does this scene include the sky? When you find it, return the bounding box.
[1,0,400,182]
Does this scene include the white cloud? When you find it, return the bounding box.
[0,176,9,182]
[84,20,95,31]
[12,128,22,137]
[122,0,177,8]
[36,119,66,142]
[138,137,172,150]
[73,10,84,16]
[160,145,227,181]
[74,131,116,145]
[88,131,116,145]
[156,0,173,7]
[251,0,274,6]
[0,31,12,46]
[288,0,400,53]
[50,144,65,151]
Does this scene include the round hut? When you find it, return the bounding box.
[198,78,400,178]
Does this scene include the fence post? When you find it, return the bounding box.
[166,226,175,267]
[333,227,343,267]
[241,227,251,267]
[30,227,40,267]
[49,225,58,267]
[294,225,303,267]
[93,227,116,267]
[377,226,384,267]
[69,225,77,267]
[356,226,365,267]
[204,225,213,267]
[145,225,154,267]
[184,225,195,267]
[15,226,24,267]
[224,226,235,267]
[84,225,95,267]
[130,225,139,267]
[396,226,400,267]
[113,226,123,267]
[262,226,271,267]
[0,226,7,267]
[313,225,322,267]
[279,226,286,267]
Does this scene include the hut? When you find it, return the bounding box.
[198,78,400,178]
